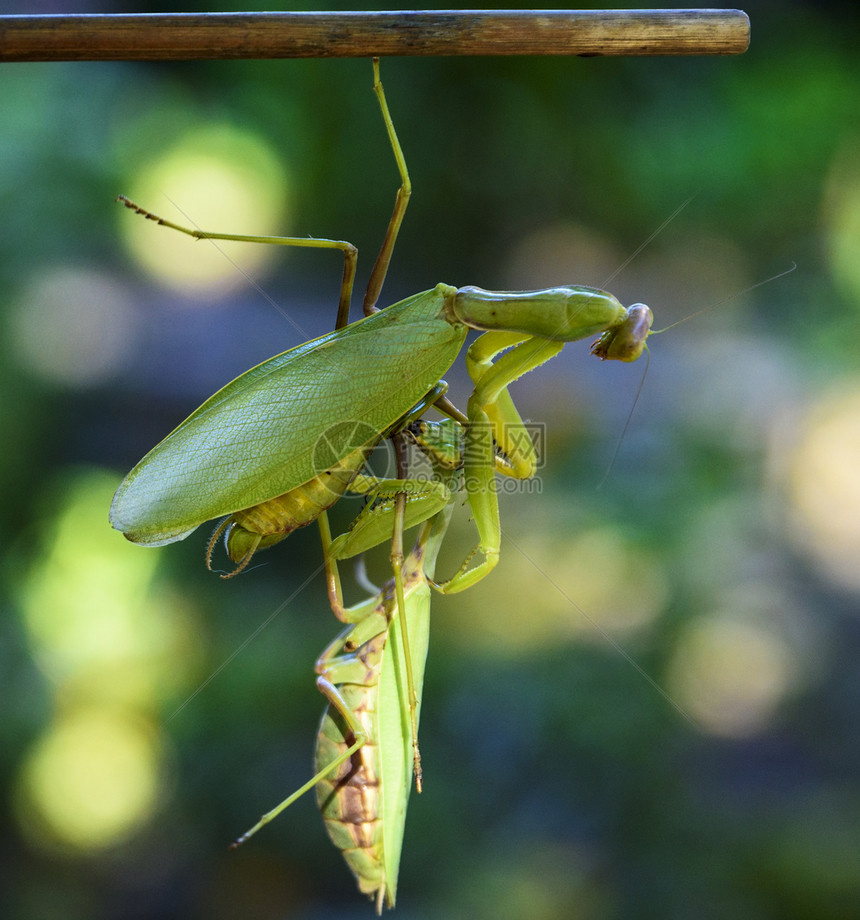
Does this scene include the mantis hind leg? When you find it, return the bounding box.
[117,59,410,337]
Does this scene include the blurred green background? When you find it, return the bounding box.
[3,1,860,918]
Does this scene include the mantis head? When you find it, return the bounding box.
[590,303,653,362]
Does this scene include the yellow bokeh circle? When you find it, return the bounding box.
[119,124,290,298]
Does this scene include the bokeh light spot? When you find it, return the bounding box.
[504,221,623,291]
[9,268,138,388]
[120,124,289,298]
[13,470,200,855]
[666,615,794,737]
[786,382,860,592]
[17,708,163,851]
[824,139,860,307]
[20,469,200,707]
[437,518,666,656]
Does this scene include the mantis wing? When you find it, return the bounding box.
[110,286,465,545]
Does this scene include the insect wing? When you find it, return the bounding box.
[110,287,465,545]
[377,580,431,907]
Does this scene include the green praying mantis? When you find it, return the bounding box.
[109,53,651,641]
[109,59,653,908]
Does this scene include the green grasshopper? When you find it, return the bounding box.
[231,421,462,912]
[109,58,652,599]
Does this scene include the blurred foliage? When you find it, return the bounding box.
[3,2,860,918]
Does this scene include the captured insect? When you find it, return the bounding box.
[232,422,463,912]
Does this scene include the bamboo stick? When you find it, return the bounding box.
[0,10,749,62]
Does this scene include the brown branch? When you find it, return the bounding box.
[0,10,750,62]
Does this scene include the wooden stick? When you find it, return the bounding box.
[0,10,749,62]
